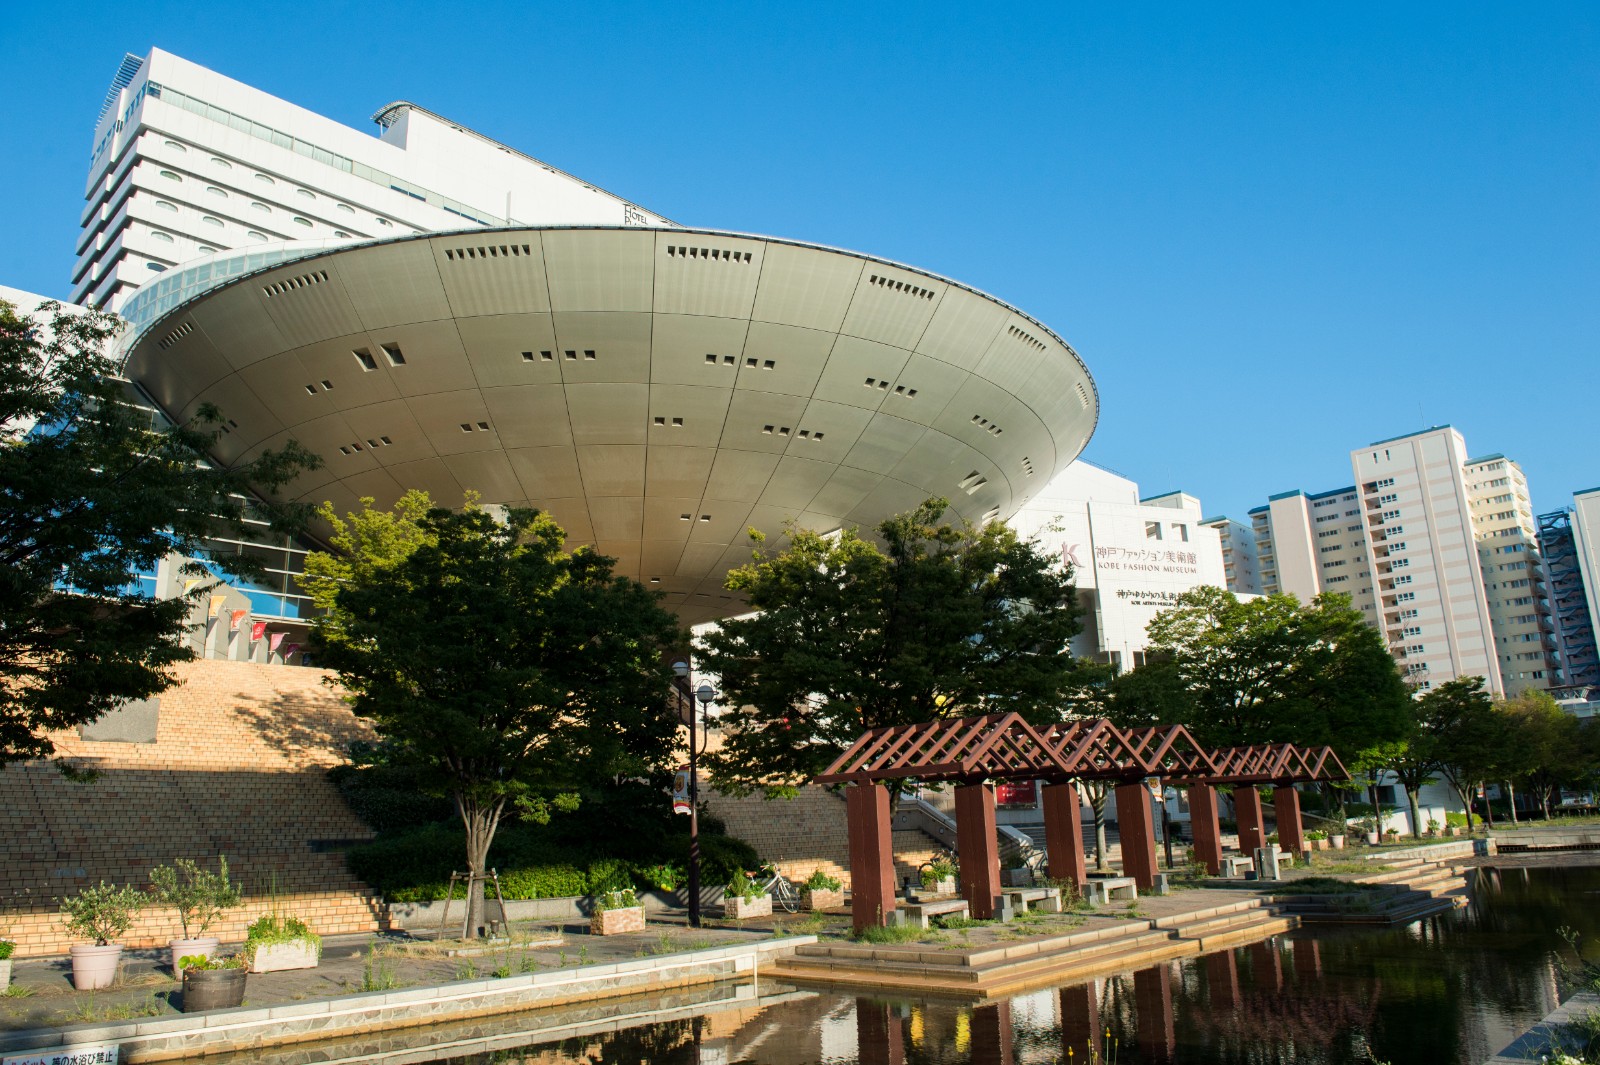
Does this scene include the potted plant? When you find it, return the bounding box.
[244,912,321,972]
[590,888,646,936]
[1306,829,1329,851]
[61,881,146,990]
[920,857,958,896]
[1425,818,1442,838]
[1002,855,1033,888]
[179,953,247,1012]
[722,874,772,920]
[0,938,12,993]
[1330,832,1347,849]
[150,856,243,976]
[800,869,843,911]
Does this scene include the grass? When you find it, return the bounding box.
[852,923,943,945]
[1311,860,1394,875]
[451,959,477,981]
[56,992,166,1024]
[360,944,401,992]
[1272,877,1372,895]
[935,915,995,930]
[1,985,35,998]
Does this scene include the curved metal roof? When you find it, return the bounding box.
[124,226,1098,625]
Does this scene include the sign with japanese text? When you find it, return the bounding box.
[4,1045,120,1065]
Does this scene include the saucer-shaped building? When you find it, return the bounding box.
[123,227,1098,624]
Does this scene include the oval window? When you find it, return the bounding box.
[163,140,187,152]
[206,185,228,198]
[159,170,182,181]
[150,230,175,243]
[251,201,271,213]
[154,199,178,212]
[202,215,224,227]
[292,216,313,227]
[254,173,275,185]
[211,157,232,169]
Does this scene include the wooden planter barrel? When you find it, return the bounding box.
[181,967,247,1012]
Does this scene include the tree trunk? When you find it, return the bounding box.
[1480,783,1495,829]
[1505,781,1519,824]
[1406,788,1422,839]
[455,793,504,940]
[1088,784,1110,871]
[1540,784,1552,822]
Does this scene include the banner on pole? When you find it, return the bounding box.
[229,610,248,633]
[671,767,692,815]
[283,643,300,660]
[251,622,267,642]
[269,633,286,654]
[207,595,227,619]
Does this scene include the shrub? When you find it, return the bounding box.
[61,882,147,946]
[0,941,13,960]
[1446,812,1469,828]
[244,913,320,962]
[698,834,761,885]
[179,953,245,971]
[725,873,768,901]
[494,865,588,901]
[586,858,633,895]
[803,869,842,892]
[149,856,243,939]
[635,863,684,891]
[593,888,638,912]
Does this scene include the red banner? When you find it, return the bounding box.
[229,610,248,633]
[269,633,285,654]
[996,781,1038,808]
[251,622,267,642]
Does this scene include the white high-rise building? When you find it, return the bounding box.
[1350,428,1503,693]
[1465,454,1560,694]
[1198,515,1263,596]
[77,49,672,312]
[1247,487,1378,622]
[1008,463,1228,670]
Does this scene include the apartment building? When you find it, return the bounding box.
[77,49,672,312]
[1199,515,1263,595]
[1540,506,1599,687]
[1247,487,1377,623]
[1465,455,1560,693]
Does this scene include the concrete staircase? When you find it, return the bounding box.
[1278,858,1470,925]
[767,896,1299,996]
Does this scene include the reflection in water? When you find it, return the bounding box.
[405,864,1600,1064]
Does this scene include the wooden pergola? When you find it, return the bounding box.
[815,713,1349,930]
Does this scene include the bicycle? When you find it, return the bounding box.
[758,866,801,913]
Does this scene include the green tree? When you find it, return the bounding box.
[1142,587,1410,759]
[1420,677,1503,836]
[1497,690,1584,821]
[700,499,1082,797]
[0,299,317,768]
[307,501,684,935]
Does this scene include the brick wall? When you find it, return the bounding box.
[705,786,941,891]
[0,660,384,957]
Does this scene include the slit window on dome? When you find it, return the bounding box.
[353,348,378,371]
[381,343,405,366]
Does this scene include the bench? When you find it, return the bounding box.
[1004,887,1063,916]
[1221,856,1254,878]
[1082,877,1138,905]
[891,897,971,929]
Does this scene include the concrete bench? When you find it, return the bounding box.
[1221,856,1255,878]
[1004,887,1063,915]
[892,897,971,929]
[1083,877,1138,905]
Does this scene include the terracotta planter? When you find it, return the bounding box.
[589,906,646,936]
[69,944,123,990]
[801,887,843,911]
[170,936,220,977]
[247,939,320,973]
[1330,835,1346,849]
[723,895,772,920]
[181,967,246,1012]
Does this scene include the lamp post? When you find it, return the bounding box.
[672,661,716,928]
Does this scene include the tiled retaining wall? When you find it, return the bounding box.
[0,660,383,957]
[705,785,942,890]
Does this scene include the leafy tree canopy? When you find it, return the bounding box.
[0,299,317,767]
[1141,586,1410,758]
[699,498,1083,797]
[305,498,684,933]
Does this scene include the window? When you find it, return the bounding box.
[159,169,182,181]
[1170,524,1188,542]
[154,199,178,212]
[210,157,232,169]
[146,262,167,272]
[336,203,355,214]
[334,230,350,237]
[1144,521,1163,541]
[381,343,405,366]
[246,230,268,241]
[296,189,316,200]
[353,348,378,371]
[205,186,228,198]
[1395,592,1415,602]
[196,245,217,253]
[201,215,223,227]
[1391,558,1410,569]
[149,230,174,243]
[163,140,187,152]
[292,216,313,228]
[251,201,271,213]
[375,218,392,227]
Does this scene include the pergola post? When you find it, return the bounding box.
[1188,783,1224,875]
[1273,785,1305,858]
[1041,781,1087,888]
[969,1001,1015,1065]
[1060,983,1101,1058]
[955,782,1003,918]
[1114,780,1159,889]
[1205,949,1241,1010]
[846,783,896,931]
[855,997,905,1065]
[1234,785,1265,856]
[1133,964,1176,1063]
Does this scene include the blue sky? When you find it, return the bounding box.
[3,2,1595,521]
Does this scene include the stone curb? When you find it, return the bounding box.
[0,936,816,1063]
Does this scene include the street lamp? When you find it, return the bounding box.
[672,661,716,928]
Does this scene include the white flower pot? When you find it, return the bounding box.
[247,939,320,973]
[170,936,220,977]
[0,958,11,991]
[70,944,123,990]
